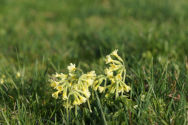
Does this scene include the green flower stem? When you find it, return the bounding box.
[95,91,108,125]
[75,105,78,117]
[87,100,92,113]
[66,100,69,125]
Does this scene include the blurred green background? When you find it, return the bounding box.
[0,0,188,65]
[0,0,188,124]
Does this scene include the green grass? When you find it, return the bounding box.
[0,0,188,124]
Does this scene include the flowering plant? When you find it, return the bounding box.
[50,49,131,113]
[93,49,131,98]
[49,63,96,108]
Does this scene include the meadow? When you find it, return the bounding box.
[0,0,188,124]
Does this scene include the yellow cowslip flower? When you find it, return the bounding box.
[108,86,116,93]
[105,55,114,64]
[105,68,113,77]
[57,85,63,91]
[16,72,21,78]
[0,75,6,85]
[52,91,59,99]
[62,88,68,100]
[109,63,121,71]
[67,63,76,72]
[110,49,124,62]
[53,73,61,77]
[86,71,96,77]
[69,72,76,78]
[124,84,131,92]
[98,86,105,93]
[115,73,122,81]
[50,81,59,88]
[111,49,118,57]
[0,78,4,84]
[62,93,68,100]
[73,99,79,105]
[52,73,68,82]
[59,73,68,80]
[73,95,83,105]
[78,71,96,87]
[79,95,87,103]
[82,88,90,98]
[109,77,115,84]
[86,79,94,86]
[117,86,124,93]
[93,80,99,90]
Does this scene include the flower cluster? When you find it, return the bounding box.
[50,49,131,108]
[93,49,131,98]
[49,63,96,108]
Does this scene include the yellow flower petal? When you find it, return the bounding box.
[105,68,113,77]
[52,91,59,99]
[105,55,113,64]
[98,86,105,93]
[0,78,4,84]
[67,63,76,72]
[57,85,63,91]
[124,84,131,92]
[50,82,59,88]
[79,95,87,103]
[111,49,124,62]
